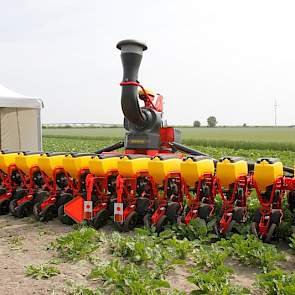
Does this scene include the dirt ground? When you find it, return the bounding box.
[0,215,294,295]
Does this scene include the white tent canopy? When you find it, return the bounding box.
[0,84,43,151]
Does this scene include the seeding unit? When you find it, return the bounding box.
[0,39,294,242]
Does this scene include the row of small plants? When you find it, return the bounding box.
[24,222,295,294]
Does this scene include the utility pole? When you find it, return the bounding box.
[274,99,278,126]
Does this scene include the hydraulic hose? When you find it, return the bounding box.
[117,39,150,129]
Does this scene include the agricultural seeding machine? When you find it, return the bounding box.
[0,40,294,242]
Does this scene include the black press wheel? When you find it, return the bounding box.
[92,208,109,229]
[56,193,73,208]
[33,201,42,221]
[9,199,18,216]
[250,222,258,237]
[33,202,56,222]
[198,204,211,220]
[58,205,75,225]
[233,207,245,223]
[265,223,277,243]
[136,197,150,217]
[253,208,262,223]
[40,204,57,222]
[166,202,181,223]
[143,212,152,228]
[0,199,10,215]
[123,211,138,231]
[224,220,236,237]
[14,201,33,218]
[156,214,168,233]
[270,211,281,225]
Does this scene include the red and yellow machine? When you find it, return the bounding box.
[0,39,293,242]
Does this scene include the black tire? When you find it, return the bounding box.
[56,193,73,208]
[33,202,56,222]
[33,202,42,221]
[123,211,138,231]
[233,207,244,223]
[265,223,277,243]
[250,222,258,237]
[58,205,75,225]
[136,197,150,216]
[0,199,10,215]
[224,220,235,237]
[92,208,109,229]
[270,211,281,225]
[198,204,211,220]
[9,199,18,216]
[253,208,262,223]
[156,215,168,233]
[143,213,152,228]
[166,202,181,223]
[14,201,33,218]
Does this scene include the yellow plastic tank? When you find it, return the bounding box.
[89,154,120,176]
[63,155,92,178]
[216,157,248,189]
[0,153,19,173]
[38,154,66,176]
[148,155,182,185]
[181,156,215,187]
[118,155,151,177]
[254,158,283,192]
[15,153,41,175]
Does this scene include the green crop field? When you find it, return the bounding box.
[43,127,295,151]
[43,127,295,142]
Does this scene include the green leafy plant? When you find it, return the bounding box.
[89,259,171,295]
[217,234,285,270]
[25,264,60,279]
[188,265,250,294]
[193,244,228,270]
[256,269,295,295]
[188,239,249,294]
[172,218,215,241]
[108,230,189,278]
[51,226,104,261]
[289,233,295,251]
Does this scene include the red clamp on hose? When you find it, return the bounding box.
[120,81,157,110]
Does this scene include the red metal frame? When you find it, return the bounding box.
[115,170,156,224]
[184,173,216,225]
[84,170,118,221]
[253,176,285,238]
[150,171,184,225]
[0,164,26,203]
[217,174,250,234]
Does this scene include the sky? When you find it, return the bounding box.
[0,0,295,126]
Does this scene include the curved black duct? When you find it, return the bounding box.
[117,39,161,131]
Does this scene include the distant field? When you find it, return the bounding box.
[42,127,295,142]
[43,127,295,151]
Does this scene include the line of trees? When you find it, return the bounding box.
[193,116,218,128]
